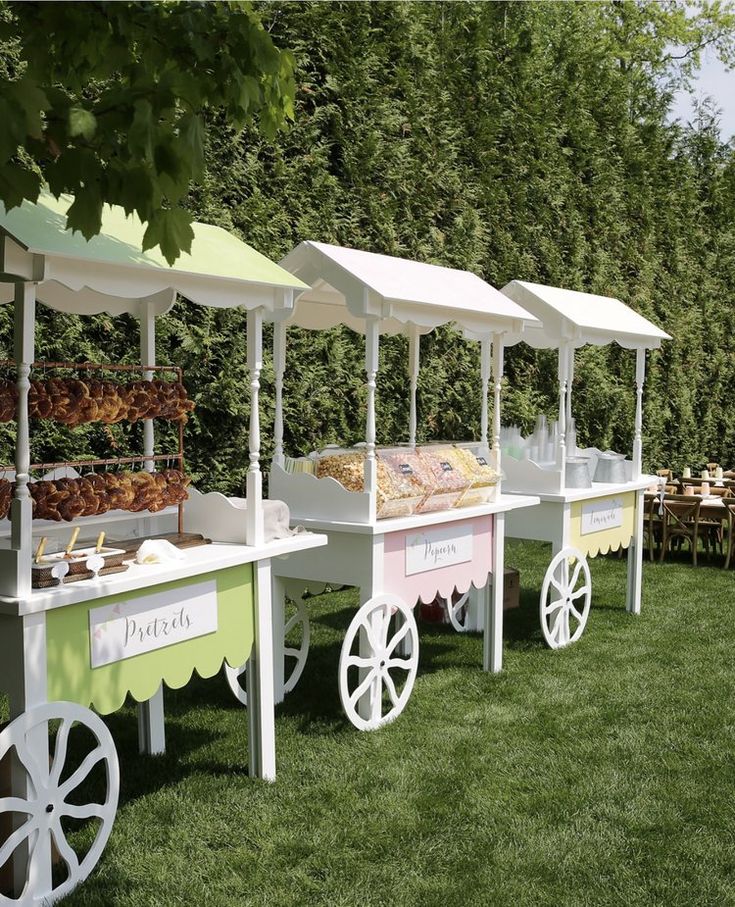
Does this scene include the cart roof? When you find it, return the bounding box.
[0,191,307,317]
[501,280,670,349]
[278,241,537,336]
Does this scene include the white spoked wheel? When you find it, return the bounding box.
[224,594,310,706]
[0,701,119,905]
[338,594,419,732]
[445,590,471,632]
[540,547,592,649]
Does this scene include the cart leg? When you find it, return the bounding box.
[272,575,286,704]
[247,558,276,781]
[626,491,644,615]
[0,613,52,896]
[394,608,414,658]
[356,586,382,726]
[137,686,165,756]
[466,586,484,633]
[485,513,504,673]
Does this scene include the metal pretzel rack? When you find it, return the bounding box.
[0,359,187,536]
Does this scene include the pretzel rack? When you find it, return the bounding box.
[1,360,187,533]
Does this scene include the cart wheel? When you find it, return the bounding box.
[338,594,419,731]
[0,701,119,905]
[540,547,592,649]
[224,593,310,706]
[445,590,471,632]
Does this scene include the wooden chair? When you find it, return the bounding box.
[656,468,674,483]
[706,462,720,473]
[721,497,735,569]
[643,493,664,562]
[660,494,702,566]
[681,485,731,556]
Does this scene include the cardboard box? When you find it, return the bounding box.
[502,567,520,610]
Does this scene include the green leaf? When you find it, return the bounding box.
[66,189,103,240]
[6,77,50,138]
[128,98,156,161]
[179,113,205,175]
[142,207,194,265]
[0,164,42,210]
[68,107,97,141]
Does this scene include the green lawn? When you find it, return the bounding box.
[13,541,735,905]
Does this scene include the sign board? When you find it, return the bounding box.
[89,579,218,668]
[405,523,474,576]
[580,497,624,535]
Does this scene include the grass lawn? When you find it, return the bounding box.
[8,540,735,906]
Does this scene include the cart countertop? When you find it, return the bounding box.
[289,494,540,536]
[505,476,655,505]
[0,532,328,616]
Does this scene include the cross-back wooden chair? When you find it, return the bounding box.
[721,497,735,569]
[643,492,664,562]
[660,494,702,566]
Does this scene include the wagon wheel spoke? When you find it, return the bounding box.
[51,820,80,878]
[385,657,414,672]
[284,608,302,636]
[50,717,72,786]
[382,670,400,708]
[570,585,590,601]
[569,560,584,592]
[348,669,379,709]
[13,740,45,797]
[0,816,35,870]
[549,575,565,597]
[386,620,411,656]
[61,802,106,821]
[58,745,106,799]
[345,655,375,669]
[0,796,34,816]
[568,602,585,624]
[284,646,301,660]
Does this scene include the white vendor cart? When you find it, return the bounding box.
[0,193,326,904]
[494,281,670,650]
[226,242,540,731]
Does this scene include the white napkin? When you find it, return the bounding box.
[135,539,186,565]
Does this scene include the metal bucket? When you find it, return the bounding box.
[593,453,627,484]
[565,456,592,488]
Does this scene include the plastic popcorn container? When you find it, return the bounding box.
[375,448,432,518]
[416,446,472,513]
[444,447,499,507]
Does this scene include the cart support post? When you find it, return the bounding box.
[137,685,165,755]
[3,283,36,599]
[633,348,645,478]
[626,490,644,614]
[491,334,504,475]
[485,512,505,672]
[556,342,569,482]
[273,321,287,469]
[247,559,277,780]
[246,308,265,547]
[479,338,491,458]
[364,318,380,516]
[140,302,155,472]
[408,325,420,448]
[566,345,575,439]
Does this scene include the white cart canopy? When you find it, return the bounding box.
[279,241,537,336]
[501,280,670,350]
[0,191,308,317]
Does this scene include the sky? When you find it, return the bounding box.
[669,50,735,139]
